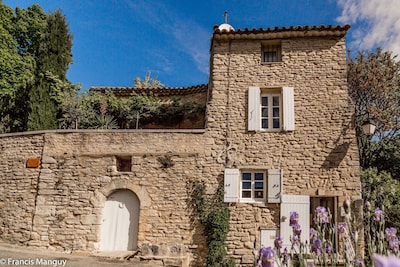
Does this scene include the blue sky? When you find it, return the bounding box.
[3,0,400,90]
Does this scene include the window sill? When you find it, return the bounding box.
[261,61,283,65]
[248,129,283,133]
[239,200,268,206]
[260,129,282,132]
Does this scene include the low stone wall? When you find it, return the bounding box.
[0,130,208,266]
[0,133,44,243]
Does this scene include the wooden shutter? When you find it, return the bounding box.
[280,195,310,250]
[268,169,282,203]
[282,87,295,131]
[224,168,239,202]
[260,229,279,248]
[248,87,261,131]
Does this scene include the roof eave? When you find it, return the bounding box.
[212,24,351,40]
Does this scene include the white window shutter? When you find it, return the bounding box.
[268,169,282,203]
[224,168,239,203]
[280,195,310,251]
[282,87,295,131]
[260,229,279,248]
[248,87,261,131]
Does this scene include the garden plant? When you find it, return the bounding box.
[257,200,400,267]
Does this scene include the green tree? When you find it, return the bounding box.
[27,10,73,131]
[347,48,400,178]
[0,3,34,132]
[361,168,400,229]
[12,4,48,132]
[80,90,159,129]
[134,70,164,88]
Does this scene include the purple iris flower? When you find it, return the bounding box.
[292,235,300,246]
[310,228,317,242]
[258,247,276,267]
[385,227,397,241]
[290,211,299,227]
[292,223,302,237]
[326,245,333,256]
[389,237,399,253]
[356,259,365,267]
[373,254,400,267]
[274,236,283,249]
[374,208,384,222]
[338,222,346,234]
[311,239,322,255]
[315,206,329,224]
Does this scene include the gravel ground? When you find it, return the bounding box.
[0,241,161,267]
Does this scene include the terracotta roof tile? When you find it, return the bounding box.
[90,84,208,97]
[213,24,351,40]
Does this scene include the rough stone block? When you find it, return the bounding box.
[80,215,100,225]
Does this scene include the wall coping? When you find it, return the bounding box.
[0,129,206,138]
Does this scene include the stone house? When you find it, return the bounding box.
[0,23,361,266]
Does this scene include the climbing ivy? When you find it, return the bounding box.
[192,182,235,267]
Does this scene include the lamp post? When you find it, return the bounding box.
[360,120,376,168]
[361,121,376,136]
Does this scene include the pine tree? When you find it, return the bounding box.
[27,10,73,131]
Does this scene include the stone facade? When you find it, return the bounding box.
[208,25,361,265]
[0,24,361,266]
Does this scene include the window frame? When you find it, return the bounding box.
[262,43,282,63]
[260,92,282,131]
[240,170,266,202]
[224,168,283,203]
[247,86,295,132]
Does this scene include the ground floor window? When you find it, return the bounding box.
[241,171,266,201]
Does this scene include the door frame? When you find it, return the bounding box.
[99,189,140,251]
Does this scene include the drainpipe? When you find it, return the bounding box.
[29,133,46,244]
[224,39,233,168]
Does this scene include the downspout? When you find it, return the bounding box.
[29,133,46,243]
[225,39,233,168]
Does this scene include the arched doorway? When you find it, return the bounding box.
[99,189,140,251]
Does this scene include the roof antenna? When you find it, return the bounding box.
[218,11,234,31]
[224,11,229,24]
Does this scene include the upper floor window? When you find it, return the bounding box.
[248,87,295,132]
[261,94,281,130]
[262,44,281,63]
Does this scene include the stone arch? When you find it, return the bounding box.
[96,179,151,208]
[94,180,152,251]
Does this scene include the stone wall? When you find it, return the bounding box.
[0,130,210,266]
[0,134,44,243]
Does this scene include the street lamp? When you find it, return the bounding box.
[361,120,376,135]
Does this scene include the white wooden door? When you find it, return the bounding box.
[280,195,310,250]
[100,190,139,251]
